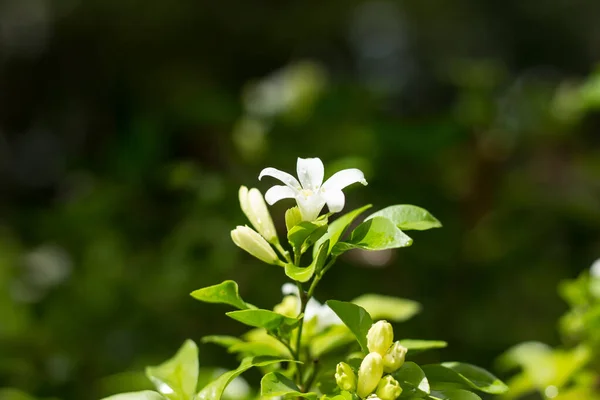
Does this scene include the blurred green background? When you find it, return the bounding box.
[1,0,600,398]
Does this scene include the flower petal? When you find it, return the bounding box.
[322,168,367,192]
[296,157,324,190]
[259,167,301,190]
[264,185,296,205]
[322,189,345,213]
[281,283,298,296]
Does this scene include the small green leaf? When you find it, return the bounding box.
[352,294,421,322]
[100,391,166,400]
[288,220,328,254]
[285,207,303,231]
[145,340,198,400]
[196,356,295,400]
[226,309,299,331]
[310,325,355,357]
[285,239,329,283]
[228,341,290,357]
[392,361,430,397]
[313,204,373,257]
[429,389,481,400]
[365,205,442,231]
[333,217,413,254]
[201,335,243,349]
[101,390,165,400]
[260,372,318,399]
[399,340,448,354]
[190,280,250,310]
[326,300,373,353]
[422,363,508,394]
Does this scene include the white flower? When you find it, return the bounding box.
[259,157,367,221]
[590,258,600,278]
[281,283,342,331]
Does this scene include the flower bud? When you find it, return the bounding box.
[273,295,299,318]
[335,362,357,392]
[383,342,407,373]
[366,396,382,400]
[376,375,402,400]
[367,321,394,356]
[239,186,278,244]
[357,352,384,398]
[231,226,282,265]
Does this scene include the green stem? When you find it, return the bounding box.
[274,242,292,263]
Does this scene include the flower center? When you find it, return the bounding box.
[301,189,314,197]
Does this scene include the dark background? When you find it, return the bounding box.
[1,0,600,398]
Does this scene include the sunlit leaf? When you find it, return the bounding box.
[145,340,199,400]
[260,372,318,399]
[288,220,327,254]
[226,309,299,331]
[422,363,508,394]
[101,392,166,400]
[365,205,442,231]
[285,239,329,282]
[429,389,481,400]
[333,217,412,254]
[352,294,421,322]
[392,361,430,397]
[399,340,448,354]
[190,280,251,310]
[313,205,372,257]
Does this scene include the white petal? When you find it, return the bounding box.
[259,167,301,190]
[321,189,345,213]
[316,305,343,330]
[305,298,323,321]
[321,168,367,192]
[296,192,326,221]
[281,283,298,296]
[591,259,600,277]
[264,185,296,205]
[296,157,324,190]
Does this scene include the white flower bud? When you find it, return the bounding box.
[376,375,402,400]
[239,186,278,244]
[231,226,282,265]
[367,321,394,356]
[335,362,357,392]
[357,352,384,398]
[383,341,407,373]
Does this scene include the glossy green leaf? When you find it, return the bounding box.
[399,340,448,354]
[145,340,198,400]
[226,309,299,331]
[326,300,373,353]
[190,280,250,310]
[310,325,355,357]
[313,204,372,257]
[429,389,481,400]
[101,392,166,400]
[201,335,243,349]
[352,294,421,322]
[365,205,442,231]
[285,207,303,231]
[228,341,290,357]
[288,219,328,254]
[333,217,413,254]
[392,361,430,397]
[422,363,508,394]
[260,372,318,399]
[285,239,329,282]
[196,356,295,400]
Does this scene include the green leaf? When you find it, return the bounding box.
[428,389,481,400]
[260,372,318,399]
[288,220,328,254]
[285,207,303,231]
[333,217,413,254]
[310,325,355,357]
[392,361,430,397]
[285,239,329,282]
[228,341,290,357]
[422,363,508,394]
[226,309,299,331]
[313,204,373,257]
[326,300,373,353]
[399,340,448,354]
[145,340,199,400]
[365,205,442,231]
[201,335,243,349]
[190,280,251,310]
[101,392,166,400]
[196,356,296,400]
[352,294,421,322]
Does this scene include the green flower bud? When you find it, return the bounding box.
[367,320,394,356]
[335,362,357,392]
[357,352,384,398]
[383,341,407,373]
[376,375,402,400]
[239,186,278,244]
[231,226,282,265]
[273,295,299,318]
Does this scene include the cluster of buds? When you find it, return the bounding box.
[335,320,408,400]
[231,186,285,266]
